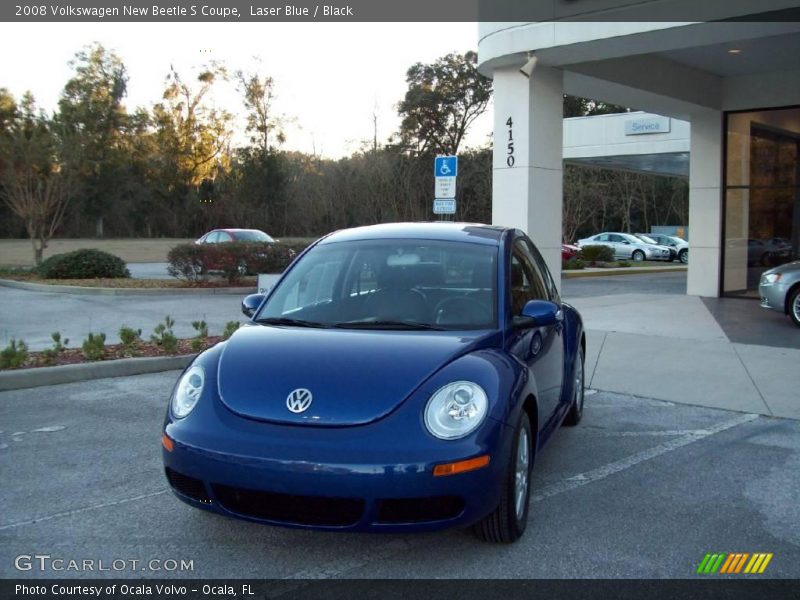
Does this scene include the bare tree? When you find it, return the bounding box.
[0,94,75,264]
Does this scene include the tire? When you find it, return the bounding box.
[679,249,688,264]
[789,286,800,328]
[563,345,585,427]
[632,250,645,262]
[472,412,533,543]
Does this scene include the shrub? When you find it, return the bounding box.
[0,338,29,368]
[191,320,208,352]
[41,332,69,365]
[167,244,208,282]
[82,333,106,361]
[118,326,142,357]
[577,245,614,263]
[617,261,631,268]
[563,258,585,271]
[222,321,240,340]
[151,315,179,355]
[37,249,130,279]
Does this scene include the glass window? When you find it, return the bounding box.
[258,240,498,330]
[510,240,548,316]
[724,107,800,296]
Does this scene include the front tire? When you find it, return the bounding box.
[472,412,533,543]
[789,286,800,327]
[679,249,688,264]
[632,250,645,262]
[563,345,585,427]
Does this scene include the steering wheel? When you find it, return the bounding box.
[434,296,492,326]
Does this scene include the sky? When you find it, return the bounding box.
[0,22,493,158]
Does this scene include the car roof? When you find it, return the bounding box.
[319,222,508,246]
[213,229,265,234]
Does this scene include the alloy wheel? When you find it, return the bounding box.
[514,427,530,520]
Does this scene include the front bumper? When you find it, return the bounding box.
[162,407,511,533]
[758,280,789,313]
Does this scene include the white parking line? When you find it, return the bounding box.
[532,413,758,502]
[0,489,168,531]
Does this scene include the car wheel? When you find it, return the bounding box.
[679,249,688,264]
[472,412,532,543]
[789,286,800,328]
[632,250,645,262]
[562,345,585,427]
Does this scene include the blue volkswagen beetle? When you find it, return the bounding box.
[162,223,585,542]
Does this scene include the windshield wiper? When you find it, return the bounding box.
[255,317,328,328]
[332,319,445,331]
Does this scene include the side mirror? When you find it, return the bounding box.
[516,300,562,328]
[241,293,265,318]
[621,240,630,245]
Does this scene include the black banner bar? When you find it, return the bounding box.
[3,0,800,22]
[3,580,800,600]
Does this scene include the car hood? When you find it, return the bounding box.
[767,260,800,276]
[217,324,495,426]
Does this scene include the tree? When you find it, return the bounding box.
[57,43,129,237]
[0,93,75,264]
[236,66,285,156]
[564,96,629,118]
[396,51,492,156]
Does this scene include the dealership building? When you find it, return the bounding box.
[478,3,800,297]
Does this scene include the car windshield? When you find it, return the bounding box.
[256,239,498,330]
[636,235,658,244]
[235,230,275,242]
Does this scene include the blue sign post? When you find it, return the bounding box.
[434,155,458,217]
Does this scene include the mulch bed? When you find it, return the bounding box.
[4,337,225,370]
[1,274,256,288]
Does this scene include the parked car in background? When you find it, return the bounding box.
[562,243,580,261]
[577,232,671,262]
[162,222,586,543]
[636,233,689,264]
[195,229,276,244]
[759,260,800,327]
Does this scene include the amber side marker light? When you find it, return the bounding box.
[433,455,490,477]
[162,433,174,452]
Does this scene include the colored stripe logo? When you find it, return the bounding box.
[697,553,773,574]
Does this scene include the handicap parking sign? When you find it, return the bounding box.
[434,156,458,178]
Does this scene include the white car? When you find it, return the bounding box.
[577,232,671,262]
[639,233,689,264]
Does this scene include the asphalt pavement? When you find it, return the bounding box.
[1,371,798,579]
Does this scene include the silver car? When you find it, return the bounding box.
[577,232,671,262]
[637,233,689,264]
[759,260,800,327]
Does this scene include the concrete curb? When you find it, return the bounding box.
[564,266,688,278]
[0,354,195,391]
[0,278,254,296]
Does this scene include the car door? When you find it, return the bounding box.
[507,237,564,429]
[608,234,627,259]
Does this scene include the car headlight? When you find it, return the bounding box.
[424,381,488,440]
[763,273,782,284]
[171,365,205,419]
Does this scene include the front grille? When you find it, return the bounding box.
[212,484,364,526]
[165,468,212,504]
[376,496,464,523]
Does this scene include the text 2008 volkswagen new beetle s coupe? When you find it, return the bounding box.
[162,223,585,542]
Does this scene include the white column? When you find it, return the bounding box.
[687,109,723,297]
[491,65,564,290]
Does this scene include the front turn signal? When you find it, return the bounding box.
[433,454,490,477]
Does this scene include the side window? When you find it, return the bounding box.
[510,240,548,316]
[525,239,559,303]
[218,231,233,242]
[205,232,220,243]
[596,234,609,242]
[609,234,623,243]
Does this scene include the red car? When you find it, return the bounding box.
[562,244,580,260]
[195,229,276,244]
[194,229,276,275]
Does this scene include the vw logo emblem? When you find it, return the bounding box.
[286,388,313,414]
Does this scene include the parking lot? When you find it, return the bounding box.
[1,269,798,581]
[1,371,799,579]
